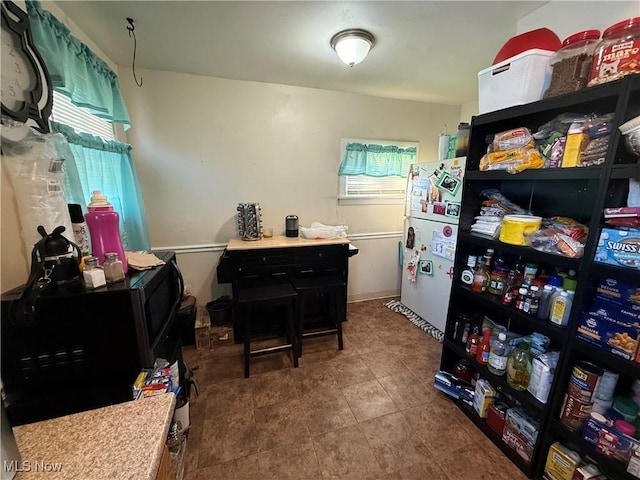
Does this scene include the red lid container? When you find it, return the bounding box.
[493,27,561,64]
[588,17,640,86]
[562,29,601,47]
[602,16,640,39]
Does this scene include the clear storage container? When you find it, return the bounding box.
[544,29,600,98]
[588,17,640,86]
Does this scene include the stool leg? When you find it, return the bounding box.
[243,304,251,378]
[334,289,344,351]
[287,300,299,368]
[297,294,305,358]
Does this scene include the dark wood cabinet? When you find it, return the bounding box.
[1,251,184,426]
[439,75,640,478]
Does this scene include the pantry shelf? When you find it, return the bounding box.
[455,398,535,478]
[457,231,583,270]
[573,338,640,379]
[444,338,547,414]
[453,285,566,344]
[464,167,602,181]
[589,262,640,284]
[548,418,637,480]
[441,75,640,480]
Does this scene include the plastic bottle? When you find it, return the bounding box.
[85,191,128,273]
[506,341,532,391]
[487,332,508,376]
[550,290,572,327]
[515,287,529,312]
[537,284,555,320]
[528,285,540,316]
[82,256,106,289]
[544,29,601,98]
[476,328,491,365]
[68,204,90,258]
[460,255,476,286]
[471,256,490,293]
[588,17,640,87]
[466,325,480,357]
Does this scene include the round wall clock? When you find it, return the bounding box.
[1,0,52,133]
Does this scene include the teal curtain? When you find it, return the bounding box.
[338,143,416,177]
[52,122,150,252]
[26,1,131,127]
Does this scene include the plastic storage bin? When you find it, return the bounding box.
[478,49,555,114]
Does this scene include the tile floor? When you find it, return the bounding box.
[182,298,528,480]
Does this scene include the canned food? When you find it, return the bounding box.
[568,361,603,403]
[560,393,593,430]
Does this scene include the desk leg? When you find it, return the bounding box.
[243,305,250,378]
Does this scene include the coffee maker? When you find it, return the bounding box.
[236,203,263,241]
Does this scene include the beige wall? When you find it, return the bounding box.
[119,69,461,304]
[5,1,630,301]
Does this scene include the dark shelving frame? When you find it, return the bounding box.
[439,75,640,479]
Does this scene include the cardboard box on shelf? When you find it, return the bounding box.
[194,314,211,350]
[577,310,640,361]
[210,324,234,345]
[594,228,640,271]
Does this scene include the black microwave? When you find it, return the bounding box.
[1,251,184,425]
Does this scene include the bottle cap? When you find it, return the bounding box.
[84,256,99,268]
[68,204,85,223]
[105,252,119,261]
[543,284,554,291]
[547,275,564,287]
[88,190,112,207]
[498,332,507,340]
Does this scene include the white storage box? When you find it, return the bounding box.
[478,49,555,114]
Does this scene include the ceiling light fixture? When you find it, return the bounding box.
[330,29,375,67]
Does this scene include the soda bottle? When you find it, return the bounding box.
[476,328,492,365]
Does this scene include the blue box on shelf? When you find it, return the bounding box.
[595,228,640,270]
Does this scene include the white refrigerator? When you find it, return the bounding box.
[401,158,466,333]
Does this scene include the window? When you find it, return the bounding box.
[50,91,115,141]
[338,138,419,205]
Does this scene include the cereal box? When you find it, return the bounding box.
[577,310,640,361]
[596,277,640,306]
[595,228,640,270]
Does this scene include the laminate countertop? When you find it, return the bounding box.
[226,235,350,251]
[11,393,175,480]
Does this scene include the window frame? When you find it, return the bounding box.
[337,138,419,205]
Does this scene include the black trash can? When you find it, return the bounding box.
[177,296,197,346]
[206,296,233,326]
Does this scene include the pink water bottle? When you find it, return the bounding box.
[84,190,128,273]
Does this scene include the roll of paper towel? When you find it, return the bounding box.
[438,134,450,160]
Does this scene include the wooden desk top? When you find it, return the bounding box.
[227,235,350,251]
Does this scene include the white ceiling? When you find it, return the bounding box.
[53,1,550,105]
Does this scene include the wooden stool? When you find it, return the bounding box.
[237,283,299,378]
[292,276,346,357]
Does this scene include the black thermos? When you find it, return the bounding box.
[285,215,299,237]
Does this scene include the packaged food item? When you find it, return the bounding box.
[488,127,534,151]
[579,113,615,167]
[528,350,560,404]
[588,17,640,86]
[544,30,601,98]
[562,122,588,167]
[543,442,581,480]
[595,227,640,270]
[479,145,544,173]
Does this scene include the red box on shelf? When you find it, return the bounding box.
[487,402,508,437]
